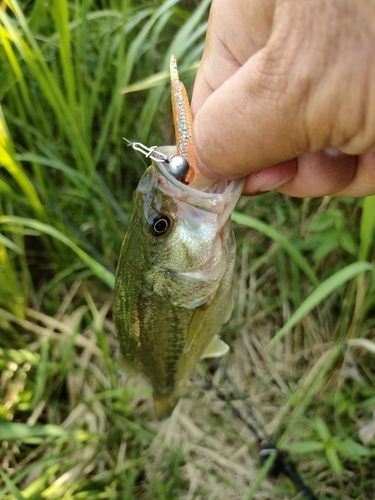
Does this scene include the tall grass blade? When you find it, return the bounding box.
[0,468,25,500]
[280,345,342,445]
[0,110,44,217]
[1,2,92,172]
[0,216,115,289]
[0,234,22,254]
[0,28,35,118]
[269,261,374,346]
[167,0,210,59]
[347,338,375,355]
[232,211,319,285]
[51,0,76,114]
[121,61,199,94]
[359,195,375,261]
[244,454,277,500]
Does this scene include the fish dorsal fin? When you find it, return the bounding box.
[201,336,230,359]
[184,303,209,353]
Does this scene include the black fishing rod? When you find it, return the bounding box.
[206,360,319,500]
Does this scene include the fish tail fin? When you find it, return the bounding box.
[153,394,178,420]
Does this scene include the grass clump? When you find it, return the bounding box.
[1,1,375,499]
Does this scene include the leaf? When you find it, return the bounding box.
[339,232,357,255]
[336,439,373,458]
[0,422,70,440]
[313,238,337,262]
[326,444,343,477]
[314,417,331,441]
[283,440,324,454]
[308,213,336,232]
[51,0,76,112]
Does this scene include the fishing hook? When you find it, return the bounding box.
[123,138,170,164]
[124,138,190,181]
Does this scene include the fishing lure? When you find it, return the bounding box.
[126,56,205,187]
[170,54,196,184]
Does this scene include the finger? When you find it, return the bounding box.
[191,57,240,120]
[242,160,297,195]
[275,152,357,198]
[331,153,375,197]
[244,152,375,198]
[191,0,274,115]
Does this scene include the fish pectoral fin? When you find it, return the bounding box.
[184,303,210,353]
[149,267,221,309]
[201,335,230,359]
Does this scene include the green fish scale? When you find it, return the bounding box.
[114,157,244,415]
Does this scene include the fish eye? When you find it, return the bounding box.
[148,213,173,237]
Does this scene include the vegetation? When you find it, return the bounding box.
[1,1,374,498]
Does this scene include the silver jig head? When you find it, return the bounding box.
[124,138,190,182]
[168,155,189,180]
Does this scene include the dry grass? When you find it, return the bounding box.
[1,2,375,498]
[2,191,375,499]
[0,277,269,497]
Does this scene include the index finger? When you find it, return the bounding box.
[191,0,274,116]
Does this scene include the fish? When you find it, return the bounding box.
[114,55,245,419]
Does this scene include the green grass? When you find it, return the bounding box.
[1,1,375,499]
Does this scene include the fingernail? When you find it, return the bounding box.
[324,147,343,157]
[255,173,296,192]
[243,163,297,196]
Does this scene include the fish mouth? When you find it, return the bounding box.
[155,146,230,195]
[154,146,245,215]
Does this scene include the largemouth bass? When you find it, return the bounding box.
[114,56,244,419]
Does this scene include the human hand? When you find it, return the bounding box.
[191,0,375,197]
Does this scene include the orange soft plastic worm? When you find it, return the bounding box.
[170,55,196,185]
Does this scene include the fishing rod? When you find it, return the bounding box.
[205,359,319,500]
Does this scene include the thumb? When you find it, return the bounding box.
[192,50,312,179]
